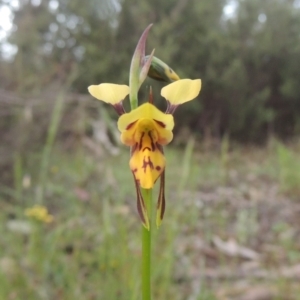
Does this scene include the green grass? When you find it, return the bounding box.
[1,137,300,299]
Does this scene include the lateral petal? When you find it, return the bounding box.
[88,83,129,104]
[161,79,201,105]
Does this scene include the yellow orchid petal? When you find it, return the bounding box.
[152,121,173,145]
[120,118,173,146]
[88,83,129,104]
[117,103,174,189]
[130,136,165,189]
[120,120,139,146]
[118,102,174,132]
[161,79,201,105]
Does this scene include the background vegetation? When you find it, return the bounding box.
[1,0,300,299]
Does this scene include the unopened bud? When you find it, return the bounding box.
[145,56,180,82]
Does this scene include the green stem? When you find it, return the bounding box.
[141,188,152,300]
[129,84,138,110]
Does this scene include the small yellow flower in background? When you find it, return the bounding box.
[25,205,54,223]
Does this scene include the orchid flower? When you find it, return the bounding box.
[88,25,201,229]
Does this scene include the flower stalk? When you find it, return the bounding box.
[141,188,152,300]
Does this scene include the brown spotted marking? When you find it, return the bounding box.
[153,119,166,128]
[139,132,145,150]
[126,120,137,130]
[148,132,156,151]
[142,156,154,173]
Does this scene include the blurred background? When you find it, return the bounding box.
[1,0,300,299]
